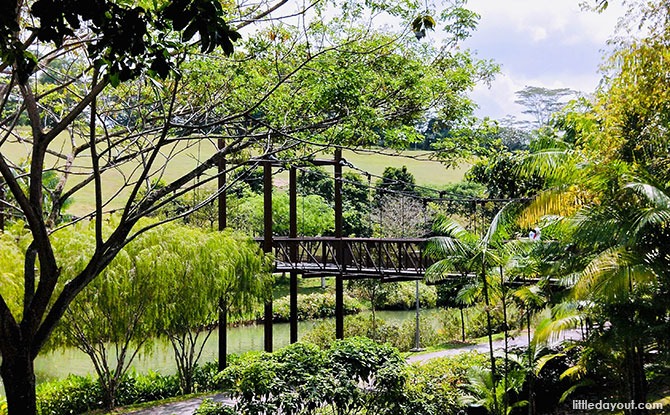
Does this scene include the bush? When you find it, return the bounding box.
[403,352,488,414]
[217,338,407,415]
[28,368,215,415]
[303,313,442,352]
[192,361,223,393]
[131,371,181,403]
[436,304,522,341]
[36,375,103,415]
[273,292,362,322]
[383,282,437,310]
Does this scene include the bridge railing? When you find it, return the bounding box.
[266,237,431,278]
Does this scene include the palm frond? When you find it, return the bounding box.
[425,258,464,283]
[631,207,670,237]
[520,150,573,178]
[425,236,472,259]
[457,281,482,306]
[575,247,657,301]
[624,181,670,209]
[432,215,474,241]
[519,188,583,229]
[534,301,583,345]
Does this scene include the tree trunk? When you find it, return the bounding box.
[460,307,466,342]
[1,346,37,415]
[527,311,536,415]
[623,343,648,415]
[481,261,498,415]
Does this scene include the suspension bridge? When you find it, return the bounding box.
[215,147,520,368]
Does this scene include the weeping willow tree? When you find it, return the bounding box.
[159,229,272,394]
[34,220,273,408]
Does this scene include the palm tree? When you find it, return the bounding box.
[425,207,516,414]
[523,165,670,413]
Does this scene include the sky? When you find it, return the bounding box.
[458,0,626,121]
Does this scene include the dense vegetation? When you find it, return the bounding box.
[1,0,670,414]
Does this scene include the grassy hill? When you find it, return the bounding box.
[2,129,468,216]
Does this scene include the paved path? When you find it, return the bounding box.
[126,393,234,415]
[407,329,581,364]
[129,329,581,415]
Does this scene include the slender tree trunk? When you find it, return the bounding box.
[481,259,498,414]
[500,266,508,415]
[460,307,466,342]
[1,346,37,415]
[527,310,536,415]
[624,342,648,415]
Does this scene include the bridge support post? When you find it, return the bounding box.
[289,167,298,344]
[263,161,273,352]
[217,139,228,371]
[334,148,344,339]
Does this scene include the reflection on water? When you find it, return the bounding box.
[1,309,437,396]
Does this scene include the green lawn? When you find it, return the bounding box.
[3,127,468,216]
[342,149,469,188]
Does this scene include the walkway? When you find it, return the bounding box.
[128,329,581,415]
[126,393,233,415]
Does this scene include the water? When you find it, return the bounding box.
[1,310,433,396]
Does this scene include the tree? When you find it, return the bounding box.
[466,150,545,199]
[228,192,334,236]
[514,86,576,129]
[342,171,372,237]
[297,167,334,204]
[41,221,271,406]
[515,4,670,411]
[0,0,497,413]
[425,209,518,415]
[373,195,428,238]
[160,228,272,394]
[375,166,417,201]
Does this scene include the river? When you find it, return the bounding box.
[1,310,434,396]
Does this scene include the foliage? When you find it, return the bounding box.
[375,165,417,200]
[11,371,184,415]
[302,313,440,353]
[383,281,437,310]
[460,365,528,415]
[228,192,334,237]
[343,171,373,237]
[297,167,334,204]
[45,220,271,405]
[195,399,239,415]
[272,292,362,322]
[217,338,406,415]
[34,375,103,415]
[404,352,488,414]
[466,150,545,199]
[0,0,498,412]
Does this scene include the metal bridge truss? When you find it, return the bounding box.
[269,237,430,281]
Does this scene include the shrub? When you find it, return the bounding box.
[273,292,362,322]
[131,371,181,403]
[217,339,408,415]
[436,304,522,340]
[403,352,489,414]
[36,375,103,415]
[303,313,441,352]
[192,361,223,393]
[29,368,211,415]
[382,282,437,310]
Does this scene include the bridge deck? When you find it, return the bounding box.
[266,237,431,280]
